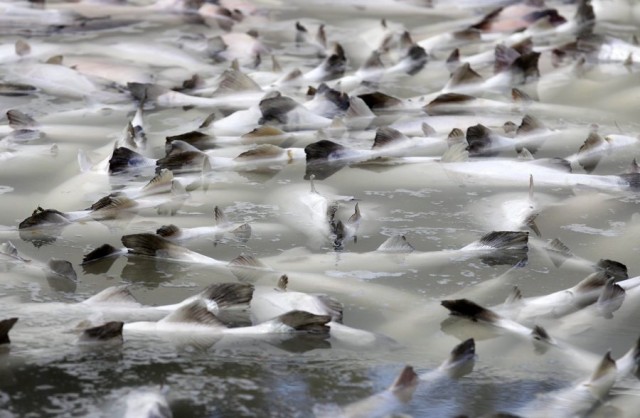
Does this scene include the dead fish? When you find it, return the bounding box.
[314,365,418,418]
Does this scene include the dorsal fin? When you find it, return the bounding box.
[389,366,419,396]
[372,127,407,149]
[47,259,77,281]
[447,338,476,365]
[160,300,225,327]
[156,224,181,238]
[142,169,174,194]
[347,202,361,225]
[199,283,254,308]
[597,279,625,319]
[577,130,607,172]
[510,51,541,82]
[421,122,436,137]
[376,235,415,253]
[466,124,494,156]
[401,44,428,75]
[228,255,267,268]
[494,44,521,74]
[544,238,573,268]
[88,193,136,212]
[478,231,529,250]
[18,207,70,229]
[7,109,37,130]
[0,318,18,345]
[108,147,148,174]
[121,233,179,257]
[212,68,262,96]
[79,321,124,343]
[82,244,121,265]
[304,139,348,162]
[447,63,482,88]
[517,114,545,135]
[441,299,500,323]
[588,351,617,384]
[277,274,288,291]
[504,121,518,136]
[166,131,212,150]
[360,49,384,73]
[441,142,469,163]
[83,286,140,306]
[423,93,475,115]
[446,48,460,72]
[275,310,331,334]
[357,92,403,110]
[234,144,285,160]
[512,87,535,103]
[469,6,504,31]
[316,24,327,49]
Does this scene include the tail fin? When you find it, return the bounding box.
[79,321,124,343]
[121,233,181,257]
[276,310,331,334]
[441,299,500,323]
[389,366,419,402]
[0,317,18,345]
[199,283,255,308]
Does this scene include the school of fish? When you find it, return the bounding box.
[2,0,640,417]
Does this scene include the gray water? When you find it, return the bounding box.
[2,0,640,417]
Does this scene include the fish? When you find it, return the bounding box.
[420,338,477,381]
[314,365,418,418]
[249,275,397,349]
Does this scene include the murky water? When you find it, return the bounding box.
[2,0,640,417]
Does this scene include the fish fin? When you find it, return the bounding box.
[15,39,30,56]
[156,224,181,238]
[316,24,327,49]
[372,127,407,150]
[596,259,628,281]
[258,93,298,125]
[525,214,541,238]
[347,202,361,225]
[127,82,168,103]
[441,299,500,323]
[121,233,179,257]
[46,259,77,281]
[0,241,24,261]
[228,255,267,268]
[157,151,206,171]
[160,300,225,327]
[108,147,148,174]
[346,97,375,120]
[166,138,207,155]
[360,49,384,73]
[469,7,503,31]
[277,274,288,291]
[234,144,285,160]
[447,63,483,88]
[357,92,403,110]
[304,139,348,162]
[212,68,262,96]
[199,111,219,129]
[231,223,251,243]
[597,279,625,319]
[166,131,212,150]
[377,235,415,253]
[6,109,37,130]
[276,310,331,334]
[18,207,70,229]
[242,125,286,141]
[214,206,228,226]
[575,0,596,37]
[295,21,308,44]
[171,179,188,197]
[423,92,476,115]
[466,124,494,156]
[142,169,174,193]
[494,44,521,74]
[83,285,139,306]
[82,244,121,265]
[441,142,469,162]
[422,122,436,137]
[446,48,460,72]
[588,351,617,384]
[318,42,347,81]
[0,318,18,345]
[574,271,610,293]
[80,321,124,343]
[88,193,136,212]
[517,114,545,135]
[448,338,475,364]
[389,365,419,395]
[517,147,534,160]
[402,44,428,75]
[531,325,552,345]
[316,295,344,323]
[512,87,535,104]
[544,238,573,268]
[510,51,541,81]
[199,283,254,308]
[504,286,523,305]
[478,231,528,250]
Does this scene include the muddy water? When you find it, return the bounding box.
[1,1,640,417]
